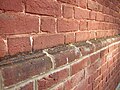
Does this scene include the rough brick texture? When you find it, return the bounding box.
[0,0,120,90]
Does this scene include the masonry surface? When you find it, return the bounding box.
[0,0,120,90]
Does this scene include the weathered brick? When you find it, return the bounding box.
[74,8,89,19]
[63,5,73,19]
[53,48,80,68]
[89,11,96,20]
[64,79,72,90]
[33,34,64,51]
[0,37,7,58]
[73,79,88,90]
[96,12,104,21]
[71,69,85,87]
[57,18,79,32]
[0,13,39,35]
[71,57,89,75]
[88,0,98,11]
[57,0,78,5]
[7,36,31,55]
[26,0,61,17]
[78,0,87,9]
[80,20,88,30]
[19,82,33,90]
[88,21,98,30]
[76,31,91,42]
[79,44,94,56]
[1,56,52,86]
[41,16,56,33]
[65,33,75,44]
[0,0,23,12]
[37,68,69,90]
[52,83,64,90]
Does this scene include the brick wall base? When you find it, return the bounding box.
[0,35,120,90]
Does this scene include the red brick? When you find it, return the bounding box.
[76,31,91,42]
[98,3,103,12]
[26,0,61,17]
[7,36,31,55]
[88,0,98,11]
[78,0,87,9]
[71,69,85,87]
[63,5,73,19]
[96,31,108,38]
[1,56,52,86]
[37,68,69,90]
[19,82,33,90]
[79,45,94,56]
[57,0,78,5]
[88,21,98,30]
[57,18,79,32]
[33,34,64,50]
[41,16,56,33]
[89,11,96,20]
[65,33,75,44]
[53,48,80,68]
[0,0,23,12]
[0,37,7,57]
[96,12,104,21]
[74,8,89,19]
[90,53,100,64]
[0,13,39,35]
[71,57,89,75]
[80,20,88,30]
[52,84,64,90]
[64,79,72,90]
[73,79,88,90]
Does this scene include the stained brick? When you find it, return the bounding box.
[57,18,79,32]
[0,37,7,58]
[65,33,75,44]
[19,82,33,90]
[37,68,69,90]
[88,0,98,11]
[0,0,23,12]
[26,0,61,17]
[76,31,91,42]
[41,16,56,33]
[57,0,78,5]
[7,36,31,55]
[78,0,87,9]
[1,56,52,86]
[33,34,64,51]
[71,57,89,75]
[80,20,88,30]
[0,13,39,35]
[74,8,89,19]
[63,5,73,19]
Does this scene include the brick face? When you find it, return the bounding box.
[0,0,23,12]
[37,68,69,90]
[74,8,89,19]
[33,34,64,50]
[0,37,7,58]
[41,16,56,33]
[63,5,73,19]
[26,0,61,17]
[7,36,31,55]
[0,13,39,35]
[57,18,79,32]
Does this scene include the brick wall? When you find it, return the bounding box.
[0,0,120,90]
